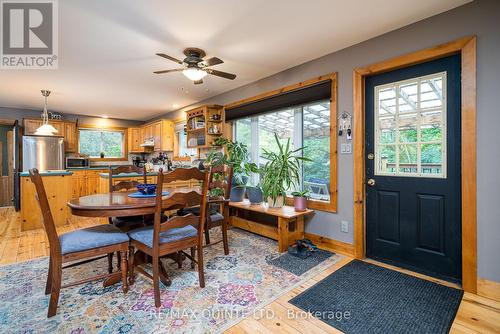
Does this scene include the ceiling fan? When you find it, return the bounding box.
[154,48,236,84]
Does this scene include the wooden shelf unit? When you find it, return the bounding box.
[185,105,224,149]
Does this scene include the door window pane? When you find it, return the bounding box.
[374,72,447,178]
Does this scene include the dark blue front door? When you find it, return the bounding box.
[365,55,461,282]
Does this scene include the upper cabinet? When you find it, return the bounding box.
[128,127,144,153]
[23,118,77,152]
[128,120,174,153]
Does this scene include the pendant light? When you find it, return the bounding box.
[34,90,58,136]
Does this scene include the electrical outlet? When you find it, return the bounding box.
[341,221,349,233]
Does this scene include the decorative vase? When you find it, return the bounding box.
[246,187,263,204]
[293,196,307,212]
[267,195,284,208]
[230,186,246,202]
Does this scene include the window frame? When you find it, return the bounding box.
[228,73,337,212]
[78,126,128,161]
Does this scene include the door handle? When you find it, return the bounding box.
[367,178,376,186]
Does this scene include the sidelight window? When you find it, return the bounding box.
[374,72,447,178]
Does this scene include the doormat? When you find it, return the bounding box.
[289,260,463,334]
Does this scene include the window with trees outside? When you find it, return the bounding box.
[78,128,125,159]
[234,100,332,208]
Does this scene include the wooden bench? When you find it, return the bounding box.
[229,200,314,252]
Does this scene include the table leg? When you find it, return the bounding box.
[278,217,290,253]
[296,216,305,241]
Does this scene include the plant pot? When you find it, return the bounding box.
[293,196,308,212]
[267,195,284,208]
[230,186,246,202]
[246,187,263,204]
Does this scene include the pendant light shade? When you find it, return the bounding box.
[35,90,58,135]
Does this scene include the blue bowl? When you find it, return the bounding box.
[136,183,157,195]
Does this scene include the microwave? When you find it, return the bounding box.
[66,157,90,168]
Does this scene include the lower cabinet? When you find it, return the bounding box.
[71,169,107,199]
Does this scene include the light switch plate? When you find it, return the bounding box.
[341,220,349,233]
[341,143,352,154]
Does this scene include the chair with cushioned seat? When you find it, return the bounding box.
[128,167,210,307]
[29,169,130,318]
[179,164,233,254]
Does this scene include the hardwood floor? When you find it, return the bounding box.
[0,207,498,333]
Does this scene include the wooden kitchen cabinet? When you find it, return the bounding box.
[153,121,162,151]
[70,169,107,199]
[23,119,43,135]
[64,122,77,152]
[128,127,144,153]
[23,118,78,152]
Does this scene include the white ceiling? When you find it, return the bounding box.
[0,0,470,121]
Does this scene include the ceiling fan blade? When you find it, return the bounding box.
[194,79,203,85]
[153,68,184,74]
[156,53,183,64]
[205,68,236,80]
[200,57,223,67]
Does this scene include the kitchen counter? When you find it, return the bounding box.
[99,172,159,178]
[67,166,127,171]
[19,170,73,177]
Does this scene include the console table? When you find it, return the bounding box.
[229,200,314,252]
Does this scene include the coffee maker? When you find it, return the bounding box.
[132,154,147,168]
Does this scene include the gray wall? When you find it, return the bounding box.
[152,0,500,281]
[0,107,143,128]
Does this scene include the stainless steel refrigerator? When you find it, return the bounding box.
[22,135,65,172]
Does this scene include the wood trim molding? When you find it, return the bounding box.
[352,36,477,293]
[224,72,338,212]
[305,232,355,257]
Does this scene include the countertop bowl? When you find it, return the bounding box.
[136,183,157,195]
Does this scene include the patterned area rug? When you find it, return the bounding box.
[0,228,342,334]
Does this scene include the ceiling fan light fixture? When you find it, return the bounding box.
[182,68,207,81]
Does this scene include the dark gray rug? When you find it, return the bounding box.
[289,260,463,334]
[266,249,333,276]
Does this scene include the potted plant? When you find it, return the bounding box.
[261,133,310,208]
[205,138,257,202]
[291,189,310,212]
[246,169,264,204]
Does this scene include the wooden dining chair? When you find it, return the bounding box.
[29,168,130,318]
[108,165,149,230]
[128,167,210,308]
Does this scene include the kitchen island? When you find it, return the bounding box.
[20,170,73,231]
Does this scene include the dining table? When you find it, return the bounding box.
[67,186,201,287]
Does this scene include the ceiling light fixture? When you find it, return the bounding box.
[182,67,207,81]
[172,104,180,108]
[35,90,58,136]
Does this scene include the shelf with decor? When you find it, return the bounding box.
[185,105,224,149]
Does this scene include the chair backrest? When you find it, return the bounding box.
[208,164,233,201]
[28,169,61,257]
[108,165,147,192]
[151,167,210,250]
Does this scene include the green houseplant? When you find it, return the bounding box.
[261,133,310,207]
[205,137,257,202]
